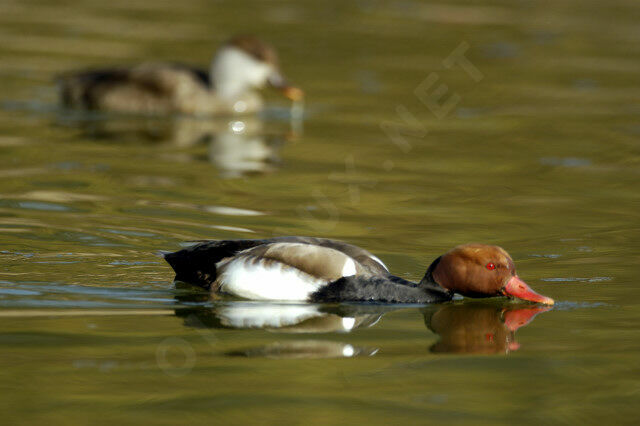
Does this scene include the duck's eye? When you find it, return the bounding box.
[486,263,496,270]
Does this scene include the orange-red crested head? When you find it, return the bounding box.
[431,244,554,305]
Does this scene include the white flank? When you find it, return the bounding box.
[341,258,357,277]
[369,254,389,271]
[216,303,322,329]
[218,257,326,301]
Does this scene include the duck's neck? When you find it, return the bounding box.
[419,256,453,299]
[210,47,272,101]
[309,275,445,304]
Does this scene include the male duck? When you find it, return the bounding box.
[164,236,554,304]
[59,35,303,116]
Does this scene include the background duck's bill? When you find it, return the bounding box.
[268,71,303,100]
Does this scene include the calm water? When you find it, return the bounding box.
[1,0,639,424]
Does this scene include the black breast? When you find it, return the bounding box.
[309,275,452,304]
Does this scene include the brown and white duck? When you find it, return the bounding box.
[164,237,554,305]
[59,35,303,116]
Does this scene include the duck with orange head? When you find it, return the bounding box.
[164,237,554,305]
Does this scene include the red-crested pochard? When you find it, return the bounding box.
[59,35,303,116]
[164,237,554,305]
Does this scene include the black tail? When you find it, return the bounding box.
[164,248,217,290]
[163,239,269,289]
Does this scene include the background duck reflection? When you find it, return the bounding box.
[56,113,298,177]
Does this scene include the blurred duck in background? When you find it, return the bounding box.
[58,35,303,116]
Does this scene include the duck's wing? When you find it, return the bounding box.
[267,236,389,274]
[164,237,389,289]
[58,63,210,113]
[215,242,371,301]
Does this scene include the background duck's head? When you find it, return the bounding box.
[429,244,554,304]
[211,35,303,102]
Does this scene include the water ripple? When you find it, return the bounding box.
[541,277,613,283]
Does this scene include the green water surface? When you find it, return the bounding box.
[1,0,639,424]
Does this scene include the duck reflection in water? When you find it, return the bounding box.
[58,114,297,178]
[208,118,288,178]
[173,299,401,358]
[424,302,551,354]
[175,302,395,332]
[172,297,550,358]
